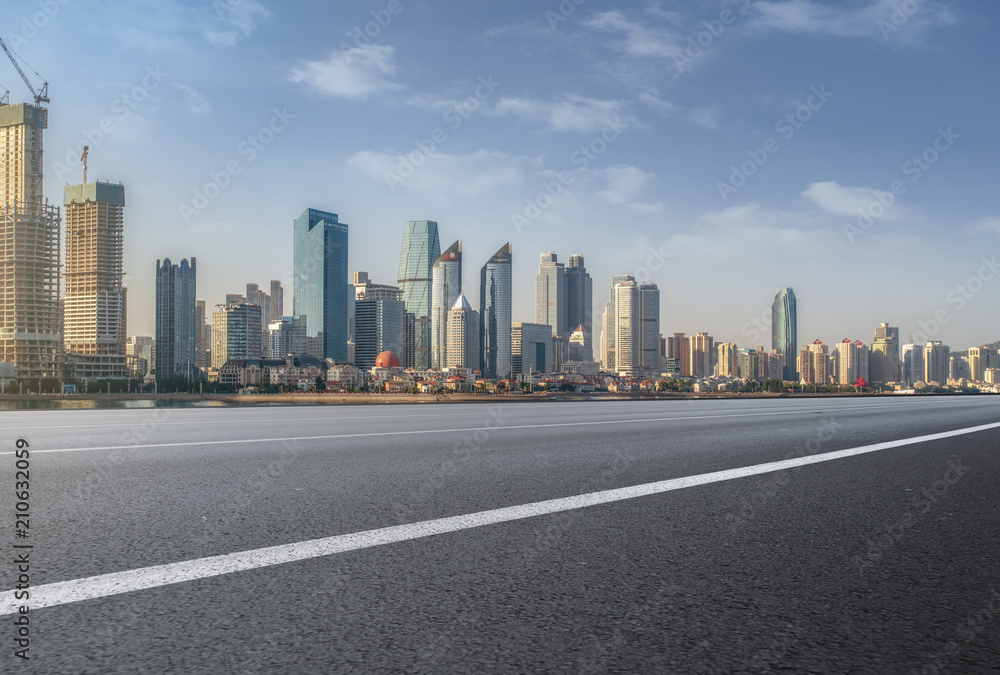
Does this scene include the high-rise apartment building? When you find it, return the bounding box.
[772,287,798,382]
[923,342,950,385]
[566,254,593,360]
[293,208,348,361]
[445,293,479,370]
[63,181,126,379]
[397,220,440,370]
[799,340,829,385]
[600,274,634,371]
[689,332,714,378]
[1,102,62,380]
[834,338,860,385]
[430,240,462,369]
[611,280,642,376]
[968,346,997,382]
[667,333,690,377]
[716,342,738,377]
[480,243,512,380]
[870,323,899,385]
[211,303,263,369]
[902,342,924,385]
[155,257,197,378]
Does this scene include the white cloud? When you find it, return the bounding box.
[971,216,1000,235]
[802,181,907,220]
[491,95,626,133]
[173,84,212,115]
[751,0,956,44]
[628,201,665,214]
[204,0,271,47]
[584,10,682,59]
[289,45,402,100]
[594,165,665,214]
[347,149,528,199]
[687,105,722,129]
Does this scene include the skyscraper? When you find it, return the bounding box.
[445,293,479,370]
[397,220,440,370]
[613,280,640,376]
[600,274,634,371]
[870,323,900,385]
[1,102,61,380]
[566,254,593,360]
[688,332,714,378]
[355,280,405,369]
[834,338,860,385]
[480,243,512,380]
[716,342,738,377]
[968,346,997,382]
[195,300,210,369]
[536,252,567,340]
[512,323,553,376]
[430,240,462,369]
[63,181,126,379]
[667,333,690,377]
[799,340,829,385]
[293,208,349,361]
[902,342,924,385]
[772,287,798,382]
[269,280,283,323]
[155,257,197,378]
[923,342,950,385]
[639,283,661,373]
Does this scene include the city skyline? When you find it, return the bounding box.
[7,0,997,350]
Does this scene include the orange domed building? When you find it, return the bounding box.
[375,351,401,368]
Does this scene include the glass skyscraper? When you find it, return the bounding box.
[480,243,512,380]
[430,240,462,369]
[771,287,798,382]
[155,257,197,378]
[397,220,440,370]
[566,254,593,361]
[292,208,349,362]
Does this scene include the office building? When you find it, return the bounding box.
[536,252,567,341]
[600,274,634,371]
[293,208,349,361]
[772,287,798,381]
[512,322,553,376]
[430,240,462,368]
[445,293,478,370]
[397,220,440,370]
[480,243,512,380]
[1,102,61,380]
[612,280,641,376]
[62,181,126,379]
[355,281,405,370]
[566,254,593,360]
[155,257,197,378]
[569,325,592,363]
[739,348,759,380]
[211,303,263,369]
[902,342,924,385]
[269,280,283,322]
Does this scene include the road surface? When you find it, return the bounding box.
[1,397,998,673]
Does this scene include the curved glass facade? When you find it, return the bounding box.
[771,287,798,382]
[397,221,440,370]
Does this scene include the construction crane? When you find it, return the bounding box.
[81,146,89,183]
[0,37,48,107]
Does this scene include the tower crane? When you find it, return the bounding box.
[0,37,49,107]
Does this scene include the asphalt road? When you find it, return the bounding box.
[1,396,999,673]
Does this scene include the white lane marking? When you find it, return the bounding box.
[0,403,932,454]
[4,420,998,615]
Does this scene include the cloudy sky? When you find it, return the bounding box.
[9,0,999,348]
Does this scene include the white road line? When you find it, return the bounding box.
[0,404,924,454]
[4,420,998,616]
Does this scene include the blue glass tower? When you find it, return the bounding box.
[397,220,440,370]
[771,287,798,382]
[292,208,349,362]
[155,257,197,378]
[480,243,512,380]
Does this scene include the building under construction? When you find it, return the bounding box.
[0,102,61,381]
[63,181,127,379]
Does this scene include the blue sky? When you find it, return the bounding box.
[8,0,999,349]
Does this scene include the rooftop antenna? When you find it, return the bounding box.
[81,146,89,184]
